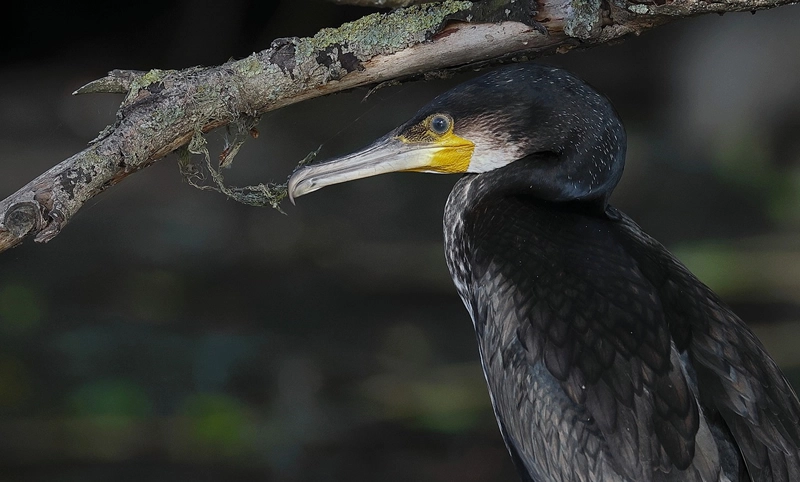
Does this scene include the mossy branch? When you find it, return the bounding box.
[0,0,795,253]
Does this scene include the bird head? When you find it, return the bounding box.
[288,63,626,205]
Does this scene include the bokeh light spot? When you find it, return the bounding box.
[68,379,153,419]
[181,393,251,457]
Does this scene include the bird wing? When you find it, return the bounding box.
[613,208,800,482]
[464,198,711,480]
[460,197,800,481]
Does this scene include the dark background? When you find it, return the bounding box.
[1,1,800,481]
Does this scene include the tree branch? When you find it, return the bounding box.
[328,0,439,7]
[0,0,795,253]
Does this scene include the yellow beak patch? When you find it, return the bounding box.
[396,115,475,174]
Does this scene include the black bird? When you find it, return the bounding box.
[287,63,800,481]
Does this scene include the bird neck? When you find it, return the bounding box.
[505,93,627,207]
[470,149,623,217]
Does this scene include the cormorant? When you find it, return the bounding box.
[287,63,800,481]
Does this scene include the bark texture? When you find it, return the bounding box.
[0,0,796,253]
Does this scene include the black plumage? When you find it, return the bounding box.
[288,63,800,482]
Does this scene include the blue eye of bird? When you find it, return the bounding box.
[430,115,450,134]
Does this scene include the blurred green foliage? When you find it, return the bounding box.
[181,393,253,458]
[0,282,44,336]
[68,379,152,419]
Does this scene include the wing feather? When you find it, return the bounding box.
[459,197,719,480]
[613,208,800,482]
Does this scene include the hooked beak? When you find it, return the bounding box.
[287,135,443,203]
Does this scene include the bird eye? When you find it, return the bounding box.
[429,115,451,135]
